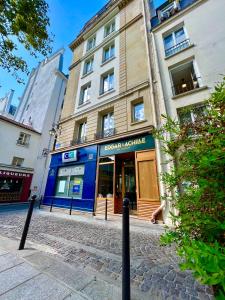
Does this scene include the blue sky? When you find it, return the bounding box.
[0,0,164,106]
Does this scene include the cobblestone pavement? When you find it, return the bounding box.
[0,209,214,300]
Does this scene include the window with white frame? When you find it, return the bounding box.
[170,61,200,96]
[164,27,190,57]
[78,122,87,143]
[83,57,94,75]
[17,132,30,146]
[12,157,24,167]
[79,83,91,105]
[132,102,145,122]
[102,112,114,137]
[86,35,96,52]
[178,104,207,126]
[100,70,114,95]
[104,20,115,37]
[103,43,115,63]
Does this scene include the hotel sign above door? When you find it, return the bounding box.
[99,134,155,156]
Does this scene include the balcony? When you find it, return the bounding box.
[95,128,116,140]
[70,137,87,146]
[165,39,191,57]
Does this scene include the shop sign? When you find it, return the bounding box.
[62,150,77,163]
[100,134,155,156]
[58,165,85,177]
[0,170,31,178]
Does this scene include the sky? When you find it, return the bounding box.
[0,0,164,106]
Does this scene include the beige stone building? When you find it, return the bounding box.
[49,0,165,222]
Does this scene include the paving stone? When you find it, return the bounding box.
[0,262,40,295]
[0,253,23,272]
[82,279,121,300]
[0,273,71,300]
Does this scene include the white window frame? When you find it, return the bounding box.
[79,83,91,105]
[78,122,87,142]
[86,35,96,52]
[102,112,114,137]
[163,26,189,57]
[104,20,115,38]
[83,57,94,75]
[100,70,114,95]
[103,43,115,63]
[17,132,30,146]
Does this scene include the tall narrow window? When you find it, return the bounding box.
[164,26,189,57]
[102,112,114,137]
[104,20,115,37]
[101,70,114,95]
[79,83,91,105]
[83,57,93,75]
[78,122,87,143]
[103,43,115,62]
[132,102,144,122]
[86,36,96,52]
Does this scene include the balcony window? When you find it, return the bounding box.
[104,20,115,37]
[17,132,30,146]
[132,102,144,122]
[83,57,93,75]
[170,61,200,96]
[100,70,114,95]
[103,43,115,63]
[78,122,87,143]
[164,27,190,57]
[86,36,96,52]
[102,112,114,137]
[12,157,24,167]
[79,83,91,105]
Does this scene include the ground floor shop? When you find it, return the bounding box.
[0,169,33,203]
[95,134,162,221]
[43,145,97,212]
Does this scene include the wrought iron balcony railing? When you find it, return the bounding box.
[70,137,87,146]
[165,39,191,57]
[95,128,116,140]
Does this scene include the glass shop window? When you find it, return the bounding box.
[55,165,85,199]
[98,163,114,198]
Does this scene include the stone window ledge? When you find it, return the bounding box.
[172,86,208,100]
[165,43,195,60]
[101,56,116,67]
[98,89,115,99]
[130,119,147,126]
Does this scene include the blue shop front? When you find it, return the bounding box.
[43,145,97,212]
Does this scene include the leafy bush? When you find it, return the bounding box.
[154,79,225,298]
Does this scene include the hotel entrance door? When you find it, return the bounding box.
[115,152,137,215]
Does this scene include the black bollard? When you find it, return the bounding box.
[122,198,130,300]
[105,198,108,221]
[19,195,36,250]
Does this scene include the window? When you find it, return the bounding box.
[164,27,190,57]
[55,165,85,199]
[86,36,96,52]
[102,112,114,137]
[132,102,144,122]
[104,20,115,37]
[103,43,115,62]
[100,70,114,94]
[12,157,24,167]
[83,57,93,75]
[170,61,200,96]
[178,104,207,126]
[98,164,114,198]
[79,83,91,105]
[160,1,179,21]
[78,122,87,143]
[17,132,30,146]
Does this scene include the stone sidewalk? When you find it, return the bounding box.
[0,208,214,299]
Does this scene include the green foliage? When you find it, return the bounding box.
[0,0,53,82]
[155,79,225,298]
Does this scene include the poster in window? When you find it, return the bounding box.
[58,180,66,193]
[73,180,81,194]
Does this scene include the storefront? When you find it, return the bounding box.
[95,134,161,220]
[0,169,33,203]
[43,145,97,212]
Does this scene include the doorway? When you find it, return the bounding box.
[115,152,137,215]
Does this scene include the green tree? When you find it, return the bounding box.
[0,0,52,82]
[154,79,225,299]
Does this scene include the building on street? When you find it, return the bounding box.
[44,0,165,222]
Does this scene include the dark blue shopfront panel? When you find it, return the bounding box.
[43,145,97,212]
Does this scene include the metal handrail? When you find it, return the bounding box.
[95,128,116,140]
[165,39,190,57]
[70,137,87,146]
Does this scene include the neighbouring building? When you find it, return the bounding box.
[0,116,40,203]
[149,0,225,123]
[0,89,17,118]
[14,49,68,198]
[44,0,167,222]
